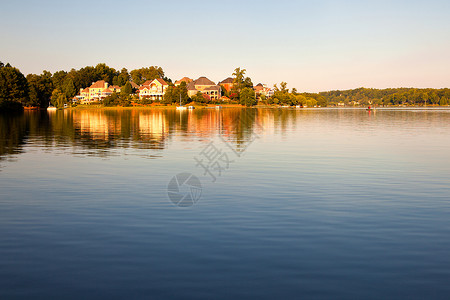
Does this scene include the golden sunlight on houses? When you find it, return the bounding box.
[254,83,274,99]
[138,78,169,101]
[75,80,114,103]
[187,77,221,101]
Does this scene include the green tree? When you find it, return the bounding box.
[113,68,130,86]
[62,77,76,100]
[26,71,53,108]
[240,87,257,107]
[103,93,120,106]
[51,89,67,108]
[163,82,189,105]
[192,91,208,103]
[130,66,164,85]
[121,82,132,97]
[52,70,68,91]
[243,77,253,88]
[0,62,29,110]
[94,63,117,84]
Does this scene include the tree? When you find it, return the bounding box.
[51,70,67,91]
[240,87,257,107]
[177,81,189,105]
[130,66,164,85]
[26,71,53,108]
[62,77,76,100]
[232,67,246,86]
[243,77,253,88]
[163,82,189,105]
[51,89,67,108]
[0,62,29,110]
[113,68,129,86]
[191,91,209,104]
[121,82,132,97]
[94,63,117,84]
[279,82,288,93]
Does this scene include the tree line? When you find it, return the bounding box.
[0,61,168,111]
[2,60,449,112]
[320,87,450,106]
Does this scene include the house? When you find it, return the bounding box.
[253,83,274,99]
[74,87,90,102]
[88,80,110,101]
[74,80,140,103]
[75,80,112,103]
[138,78,169,101]
[110,85,121,93]
[218,77,234,92]
[187,77,222,101]
[175,77,193,86]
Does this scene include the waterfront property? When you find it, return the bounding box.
[138,78,169,101]
[73,75,274,104]
[254,83,274,99]
[218,77,234,92]
[187,77,222,101]
[75,80,113,103]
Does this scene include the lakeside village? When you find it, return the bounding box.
[1,62,449,112]
[74,75,280,107]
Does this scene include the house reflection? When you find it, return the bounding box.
[0,108,288,162]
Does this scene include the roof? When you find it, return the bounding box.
[187,82,197,91]
[204,85,221,91]
[154,78,168,86]
[81,88,89,93]
[141,80,152,86]
[175,77,193,84]
[254,84,264,91]
[90,80,107,88]
[104,88,113,93]
[139,86,149,91]
[194,76,216,86]
[130,82,139,89]
[219,77,234,84]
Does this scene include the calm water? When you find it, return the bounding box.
[1,108,450,299]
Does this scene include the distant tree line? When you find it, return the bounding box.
[320,87,450,106]
[264,82,328,107]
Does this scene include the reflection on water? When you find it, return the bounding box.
[2,108,450,162]
[1,108,450,299]
[0,108,264,160]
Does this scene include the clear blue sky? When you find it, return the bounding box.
[1,0,449,92]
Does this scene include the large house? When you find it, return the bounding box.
[75,80,113,103]
[187,77,221,101]
[138,78,169,101]
[218,77,234,92]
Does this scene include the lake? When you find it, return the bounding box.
[1,107,450,299]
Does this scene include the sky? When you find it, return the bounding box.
[1,0,449,92]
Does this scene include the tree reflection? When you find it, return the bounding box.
[0,108,308,163]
